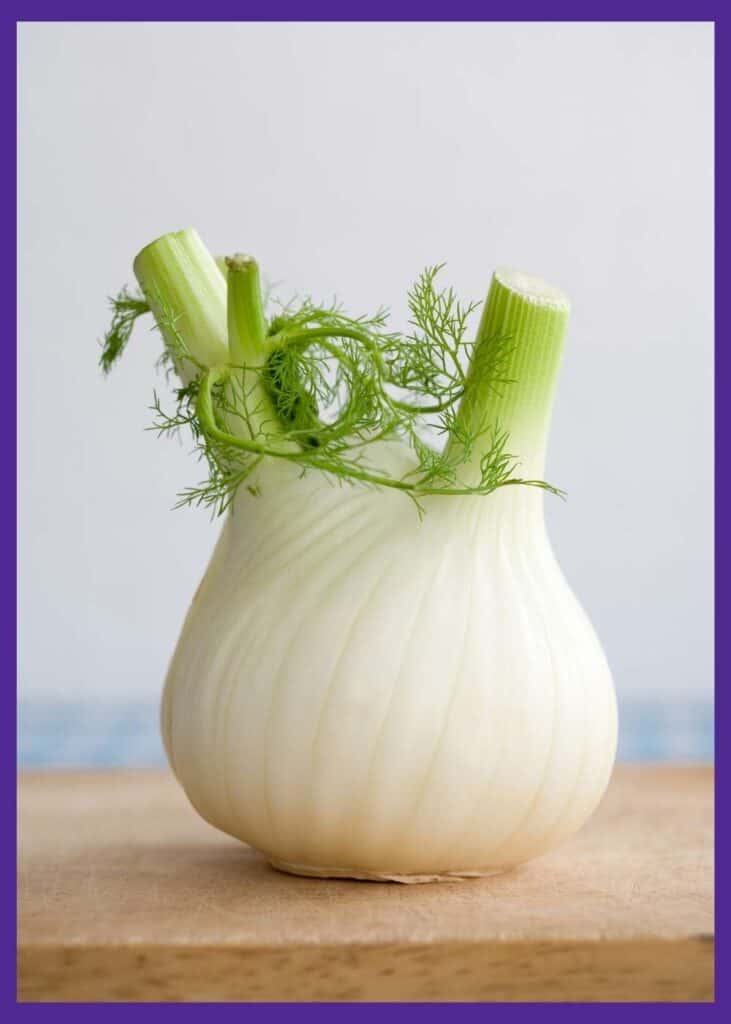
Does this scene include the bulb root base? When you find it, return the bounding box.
[268,856,513,884]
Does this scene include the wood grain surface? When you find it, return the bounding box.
[18,765,714,1002]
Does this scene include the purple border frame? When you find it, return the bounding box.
[9,4,721,1015]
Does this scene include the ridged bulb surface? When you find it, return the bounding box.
[160,456,614,880]
[162,460,617,881]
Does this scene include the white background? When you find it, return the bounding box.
[19,22,713,704]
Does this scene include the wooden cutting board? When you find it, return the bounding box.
[18,765,713,1002]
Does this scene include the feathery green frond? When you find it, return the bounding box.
[100,289,150,373]
[105,262,562,515]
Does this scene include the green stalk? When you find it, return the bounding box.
[226,255,268,364]
[133,228,229,379]
[224,254,283,442]
[448,268,570,481]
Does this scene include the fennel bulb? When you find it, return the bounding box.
[102,229,617,881]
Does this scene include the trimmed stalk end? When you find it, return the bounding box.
[133,228,229,377]
[493,267,570,313]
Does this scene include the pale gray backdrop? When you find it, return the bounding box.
[19,22,713,705]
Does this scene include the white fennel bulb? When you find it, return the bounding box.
[103,229,617,882]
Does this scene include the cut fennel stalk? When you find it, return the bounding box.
[101,229,617,881]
